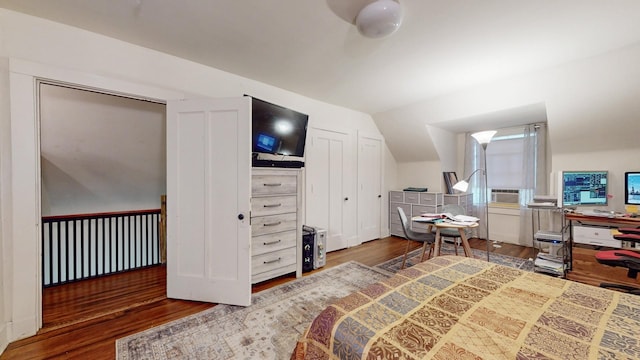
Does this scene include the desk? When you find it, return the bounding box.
[565,212,640,228]
[412,217,478,258]
[565,212,640,251]
[564,212,640,288]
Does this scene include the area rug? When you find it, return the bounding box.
[115,261,389,360]
[375,242,535,273]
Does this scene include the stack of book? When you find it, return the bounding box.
[533,230,566,276]
[534,255,567,275]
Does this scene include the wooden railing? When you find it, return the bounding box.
[42,209,162,287]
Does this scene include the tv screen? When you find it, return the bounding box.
[562,170,608,206]
[251,97,308,157]
[625,171,640,205]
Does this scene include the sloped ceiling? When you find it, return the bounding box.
[2,0,640,161]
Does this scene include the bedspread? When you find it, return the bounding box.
[291,255,640,359]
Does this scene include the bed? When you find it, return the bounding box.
[291,255,640,359]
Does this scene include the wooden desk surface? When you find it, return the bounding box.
[565,212,640,226]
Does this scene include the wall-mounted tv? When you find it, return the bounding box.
[625,171,640,205]
[561,170,608,206]
[250,96,309,158]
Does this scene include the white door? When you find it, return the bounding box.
[306,128,350,252]
[358,133,383,243]
[166,97,251,306]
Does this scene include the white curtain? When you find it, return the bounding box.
[462,134,487,240]
[519,123,548,245]
[463,124,547,244]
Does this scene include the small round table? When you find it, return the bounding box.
[432,221,479,257]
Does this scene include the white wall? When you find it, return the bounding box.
[0,9,391,344]
[381,146,398,237]
[396,161,443,192]
[427,125,458,173]
[0,56,11,355]
[554,149,638,211]
[40,84,166,216]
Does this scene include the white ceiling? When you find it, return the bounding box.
[2,0,640,116]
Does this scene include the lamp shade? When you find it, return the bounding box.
[356,0,403,38]
[471,130,497,149]
[452,180,470,192]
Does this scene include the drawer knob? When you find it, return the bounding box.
[263,239,281,245]
[264,183,282,187]
[263,221,282,227]
[263,257,281,264]
[263,203,282,208]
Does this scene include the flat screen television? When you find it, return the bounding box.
[251,96,309,157]
[625,171,640,205]
[561,170,608,206]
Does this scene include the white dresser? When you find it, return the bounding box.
[389,190,444,236]
[251,168,302,283]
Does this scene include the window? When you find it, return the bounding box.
[484,125,540,204]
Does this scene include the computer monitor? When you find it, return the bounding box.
[561,170,608,207]
[625,171,640,205]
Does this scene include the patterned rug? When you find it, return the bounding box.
[115,261,390,360]
[375,242,535,273]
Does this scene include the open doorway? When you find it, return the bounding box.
[38,82,167,329]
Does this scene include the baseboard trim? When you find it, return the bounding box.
[0,322,8,355]
[7,315,37,343]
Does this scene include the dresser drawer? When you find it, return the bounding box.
[573,225,621,248]
[390,202,410,224]
[251,195,296,217]
[252,174,297,196]
[252,230,297,256]
[420,192,443,206]
[412,204,442,216]
[251,212,297,236]
[252,246,297,276]
[444,194,471,206]
[404,192,420,204]
[389,191,404,202]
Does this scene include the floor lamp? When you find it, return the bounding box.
[453,130,496,262]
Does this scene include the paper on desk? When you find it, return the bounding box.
[447,220,477,226]
[421,213,479,222]
[452,214,479,222]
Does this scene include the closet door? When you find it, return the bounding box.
[358,132,383,243]
[166,97,251,306]
[305,128,351,252]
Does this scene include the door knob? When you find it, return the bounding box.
[344,197,349,201]
[378,194,382,198]
[238,214,244,220]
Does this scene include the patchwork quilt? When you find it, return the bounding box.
[291,255,640,359]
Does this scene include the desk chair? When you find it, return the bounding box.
[433,204,470,255]
[595,227,640,295]
[397,207,436,269]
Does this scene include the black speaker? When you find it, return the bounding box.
[302,228,315,272]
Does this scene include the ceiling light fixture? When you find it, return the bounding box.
[355,0,403,38]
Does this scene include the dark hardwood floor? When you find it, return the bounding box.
[1,236,634,359]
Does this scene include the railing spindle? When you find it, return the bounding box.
[42,209,161,287]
